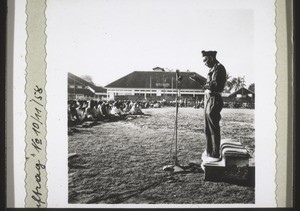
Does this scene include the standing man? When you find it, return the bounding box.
[191,50,227,160]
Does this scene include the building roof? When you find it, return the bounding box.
[105,71,206,89]
[93,86,107,93]
[68,72,107,93]
[228,87,254,98]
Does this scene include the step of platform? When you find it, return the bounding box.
[202,139,252,183]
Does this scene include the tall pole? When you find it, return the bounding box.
[174,70,179,165]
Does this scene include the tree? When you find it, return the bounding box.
[224,73,233,92]
[248,83,255,92]
[81,75,95,85]
[226,76,246,93]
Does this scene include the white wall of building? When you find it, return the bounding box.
[106,87,204,100]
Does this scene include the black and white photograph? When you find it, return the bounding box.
[63,0,258,205]
[7,0,288,208]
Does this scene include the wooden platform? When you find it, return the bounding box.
[202,139,254,184]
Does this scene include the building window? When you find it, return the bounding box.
[237,94,247,98]
[75,94,84,99]
[69,85,75,88]
[77,85,83,89]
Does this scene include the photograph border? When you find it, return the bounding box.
[1,0,8,210]
[3,0,297,209]
[275,0,294,207]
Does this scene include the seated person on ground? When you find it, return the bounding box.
[85,100,96,121]
[129,102,144,115]
[100,101,110,119]
[68,100,80,124]
[122,101,131,114]
[76,101,87,122]
[110,102,124,116]
[95,101,105,120]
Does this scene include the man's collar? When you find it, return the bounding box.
[209,62,220,72]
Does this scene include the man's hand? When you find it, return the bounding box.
[203,82,210,89]
[203,81,217,89]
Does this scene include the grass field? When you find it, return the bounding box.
[68,107,255,204]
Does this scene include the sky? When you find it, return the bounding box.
[46,0,257,87]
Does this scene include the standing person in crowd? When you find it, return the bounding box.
[190,50,227,160]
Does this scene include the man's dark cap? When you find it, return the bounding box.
[202,50,217,57]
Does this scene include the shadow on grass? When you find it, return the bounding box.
[84,176,169,204]
[84,171,206,204]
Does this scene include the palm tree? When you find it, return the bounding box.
[226,76,246,93]
[224,73,233,92]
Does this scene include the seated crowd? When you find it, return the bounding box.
[68,100,144,126]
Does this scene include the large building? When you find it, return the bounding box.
[105,70,207,100]
[68,72,107,100]
[222,87,255,108]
